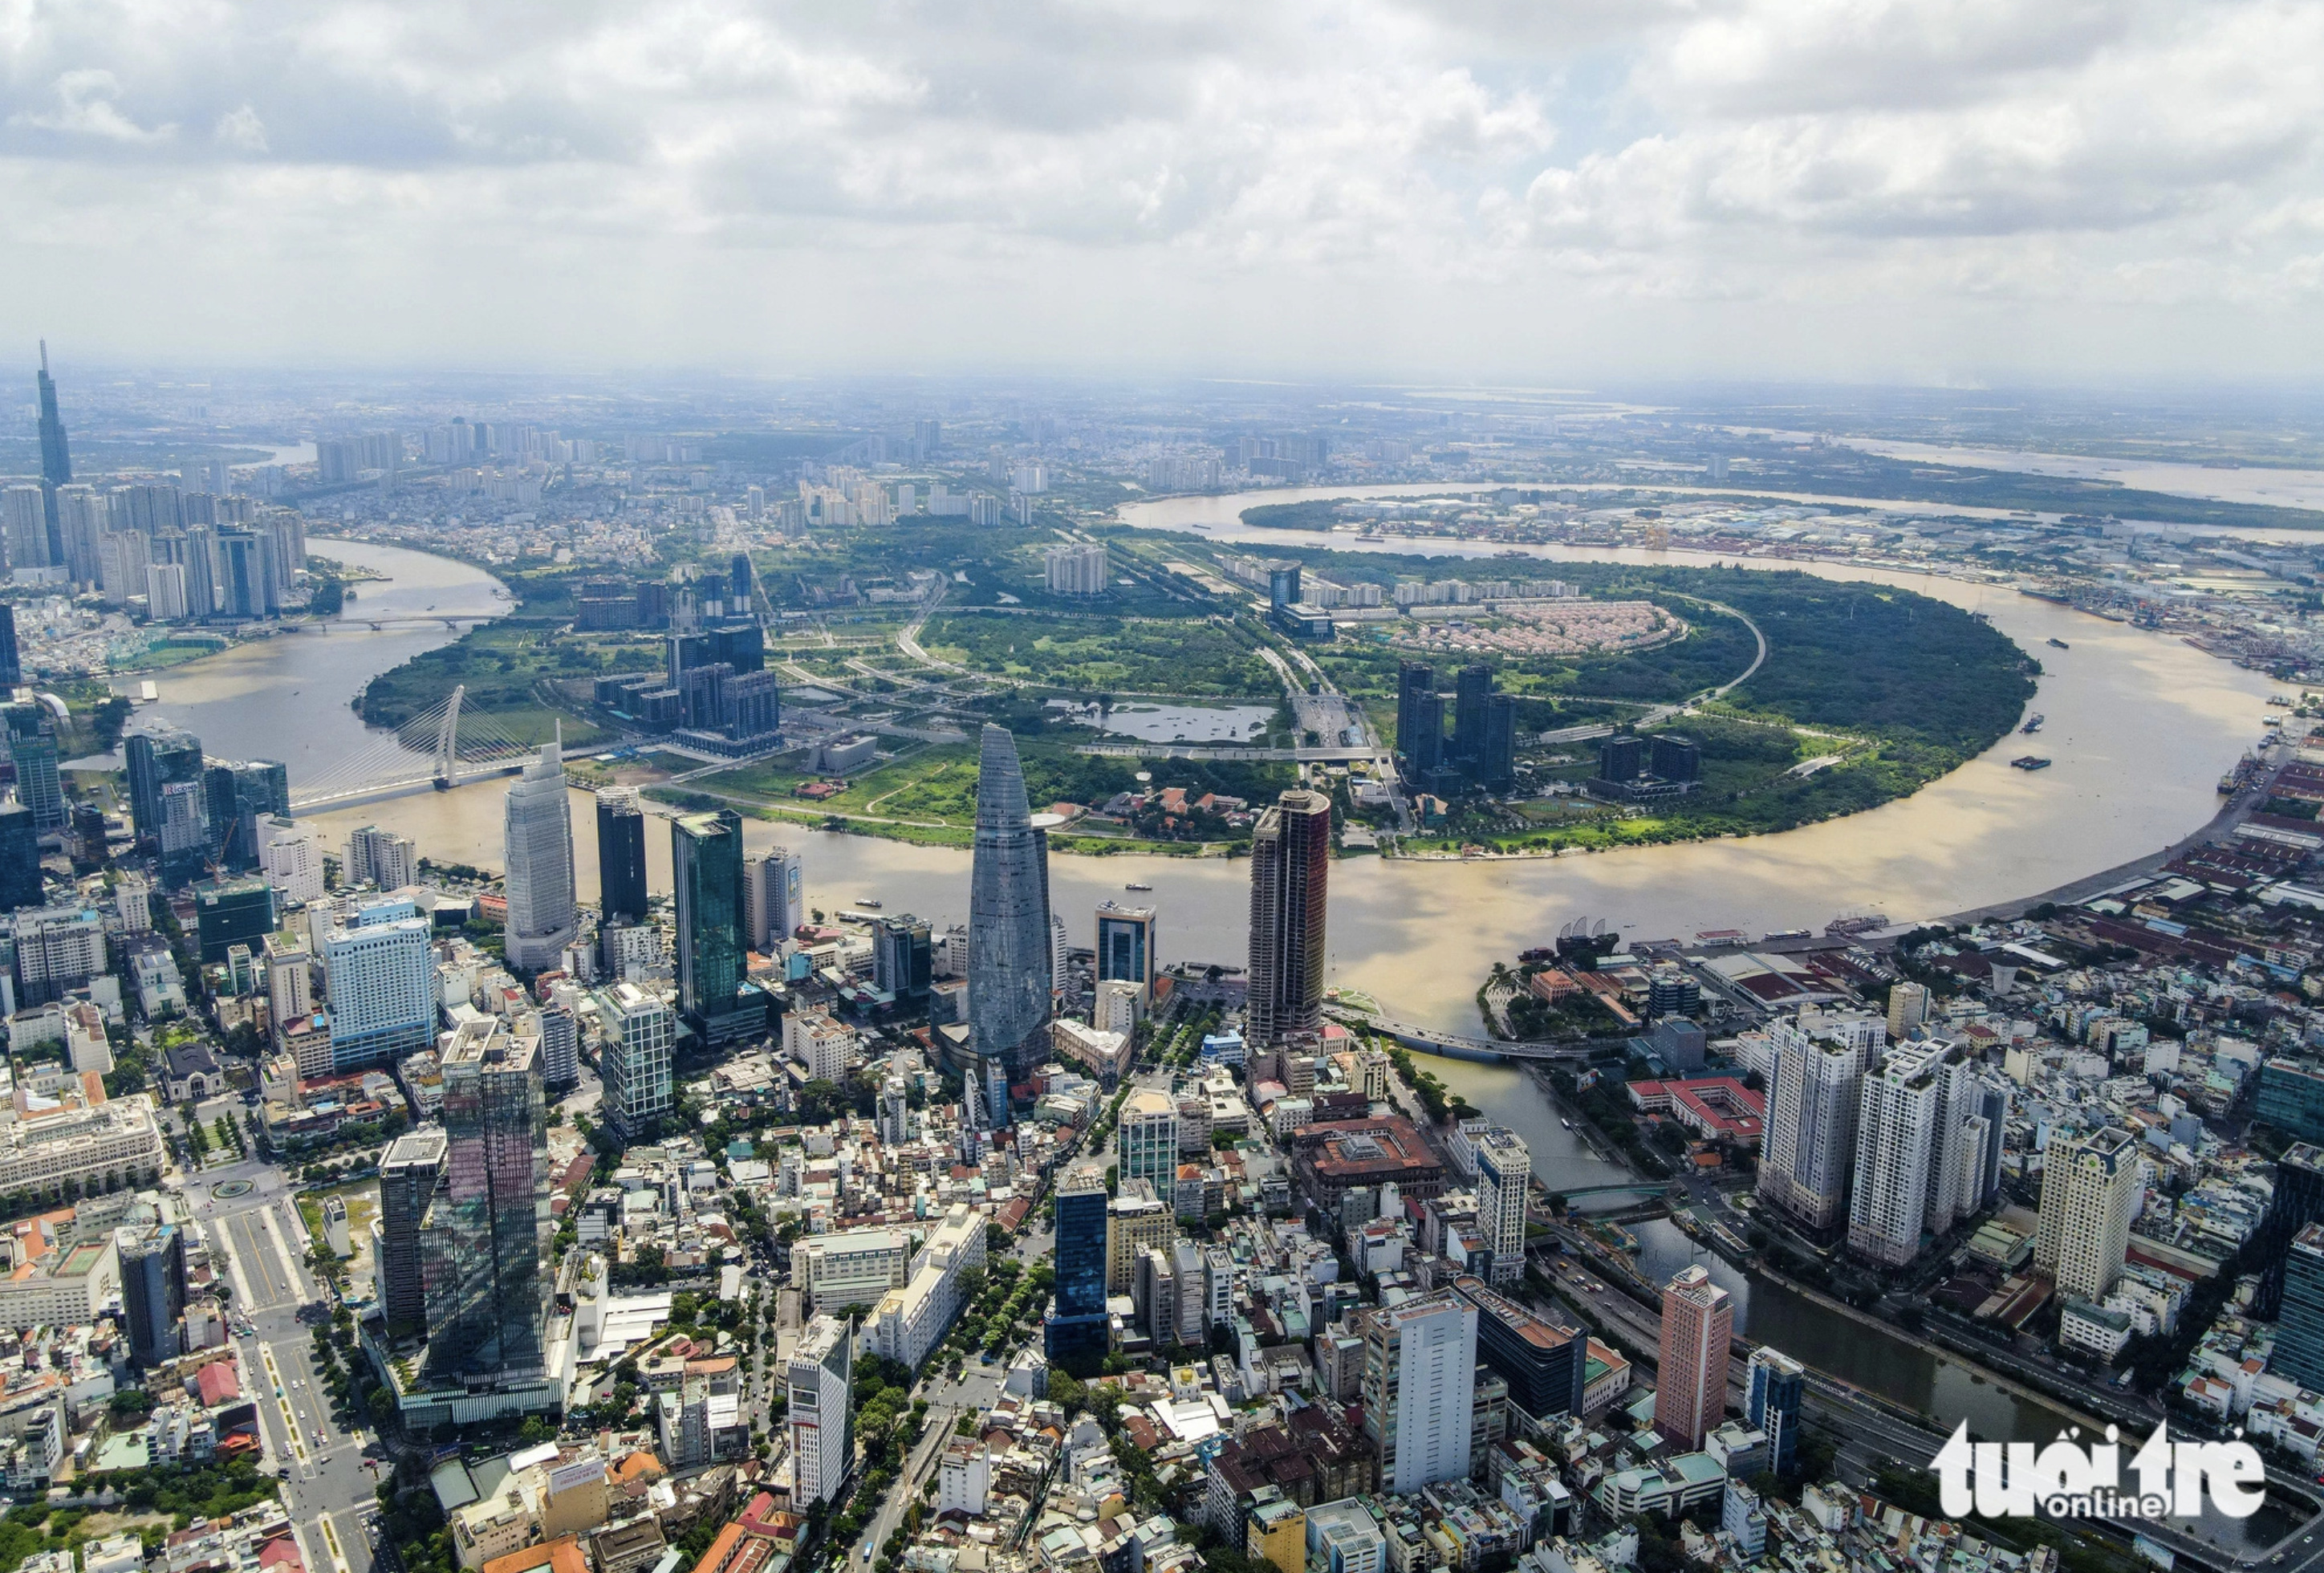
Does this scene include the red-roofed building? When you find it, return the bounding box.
[258,1538,305,1573]
[196,1360,242,1406]
[1626,1077,1765,1147]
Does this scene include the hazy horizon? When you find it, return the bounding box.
[4,1,2321,383]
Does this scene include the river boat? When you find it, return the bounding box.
[2010,755,2052,770]
[1561,1118,1573,1130]
[2047,637,2070,649]
[2021,714,2045,734]
[1124,882,1153,892]
[856,897,884,909]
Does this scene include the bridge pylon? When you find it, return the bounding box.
[433,685,465,788]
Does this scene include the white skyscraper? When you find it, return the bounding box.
[1359,1288,1477,1494]
[1471,1127,1530,1287]
[2034,1126,2143,1305]
[347,824,418,891]
[1847,1042,1941,1266]
[323,914,436,1071]
[1757,1010,1879,1231]
[744,847,803,952]
[788,1315,855,1506]
[1118,1090,1179,1210]
[502,736,578,969]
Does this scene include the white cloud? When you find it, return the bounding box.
[0,0,2316,377]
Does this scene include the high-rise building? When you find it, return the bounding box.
[1107,1178,1172,1295]
[968,726,1053,1075]
[1046,1165,1111,1372]
[1847,1041,1941,1266]
[1452,665,1492,758]
[1119,1089,1180,1209]
[595,789,648,925]
[2276,1224,2324,1392]
[35,343,71,566]
[1044,542,1108,595]
[788,1315,855,1506]
[263,936,311,1026]
[0,605,18,688]
[323,913,436,1070]
[422,1033,550,1384]
[1359,1288,1477,1494]
[201,758,289,871]
[193,876,276,964]
[116,1224,186,1369]
[1656,1265,1733,1449]
[346,823,418,890]
[256,816,326,906]
[1745,1347,1806,1477]
[1452,1274,1587,1424]
[1095,901,1156,998]
[1247,789,1330,1045]
[1,487,46,575]
[0,795,39,910]
[873,914,932,1004]
[673,808,760,1044]
[2034,1126,2142,1305]
[1465,693,1513,792]
[1887,981,1931,1039]
[503,738,578,969]
[1471,1128,1530,1286]
[377,1128,446,1338]
[596,982,676,1138]
[6,706,63,834]
[1757,1010,1878,1231]
[1396,661,1441,773]
[2257,1143,2324,1319]
[744,846,802,951]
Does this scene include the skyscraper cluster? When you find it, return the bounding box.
[1396,660,1516,794]
[11,347,307,616]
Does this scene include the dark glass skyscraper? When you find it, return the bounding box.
[1453,664,1492,758]
[968,725,1053,1076]
[1044,1165,1111,1374]
[1478,693,1517,792]
[595,788,649,922]
[379,1128,447,1339]
[126,728,205,852]
[117,1225,187,1369]
[674,807,758,1042]
[35,343,70,567]
[2257,1142,2324,1319]
[203,758,289,870]
[423,1035,549,1382]
[1248,789,1331,1044]
[0,604,19,689]
[1397,660,1441,773]
[0,794,39,910]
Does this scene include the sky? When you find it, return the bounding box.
[3,0,2322,384]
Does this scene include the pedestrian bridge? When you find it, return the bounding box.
[286,685,540,815]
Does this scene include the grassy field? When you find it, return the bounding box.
[918,609,1277,696]
[356,619,663,746]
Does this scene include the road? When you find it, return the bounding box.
[190,1138,384,1573]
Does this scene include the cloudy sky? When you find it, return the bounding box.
[3,0,2321,382]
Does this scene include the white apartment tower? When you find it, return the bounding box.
[1359,1289,1478,1495]
[347,824,418,891]
[2034,1126,2143,1305]
[1757,1010,1879,1231]
[502,737,579,969]
[1846,1043,1941,1266]
[1044,542,1108,595]
[787,1315,855,1506]
[1471,1128,1530,1287]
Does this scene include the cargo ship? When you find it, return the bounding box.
[2048,637,2070,649]
[2010,755,2052,771]
[2021,713,2045,734]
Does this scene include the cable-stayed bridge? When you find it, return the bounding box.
[286,686,542,815]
